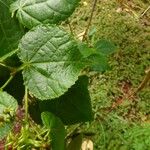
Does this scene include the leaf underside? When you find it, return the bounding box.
[39,76,93,125]
[19,25,85,100]
[10,0,81,29]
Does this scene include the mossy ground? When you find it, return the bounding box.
[64,0,150,149]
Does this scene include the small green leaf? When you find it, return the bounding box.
[0,91,18,116]
[89,54,110,72]
[10,0,81,29]
[95,39,117,55]
[67,134,83,150]
[78,43,96,58]
[0,122,12,140]
[19,25,86,100]
[39,76,93,125]
[0,91,18,139]
[78,42,111,72]
[41,112,66,150]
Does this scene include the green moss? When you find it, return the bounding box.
[64,0,150,149]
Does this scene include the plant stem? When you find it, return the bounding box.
[141,5,150,17]
[0,75,14,90]
[25,87,28,122]
[68,20,75,36]
[0,49,18,62]
[0,62,14,71]
[133,67,150,95]
[82,0,98,41]
[11,64,25,76]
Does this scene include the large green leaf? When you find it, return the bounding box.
[0,91,18,139]
[41,112,66,150]
[19,25,86,100]
[0,0,24,59]
[39,76,93,125]
[10,0,81,29]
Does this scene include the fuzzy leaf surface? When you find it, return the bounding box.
[19,25,85,100]
[41,112,66,150]
[10,0,81,29]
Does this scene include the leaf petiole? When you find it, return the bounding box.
[25,87,28,122]
[0,75,14,90]
[0,49,19,62]
[0,62,14,71]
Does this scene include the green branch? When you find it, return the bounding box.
[0,75,14,90]
[82,0,98,41]
[0,64,25,90]
[25,87,29,122]
[0,49,18,62]
[0,62,14,71]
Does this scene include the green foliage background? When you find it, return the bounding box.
[64,0,150,149]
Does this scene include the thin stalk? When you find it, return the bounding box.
[0,49,18,62]
[11,64,25,76]
[133,68,150,95]
[0,62,14,71]
[82,0,98,41]
[68,20,75,36]
[0,75,14,90]
[25,87,28,122]
[0,64,25,90]
[141,5,150,17]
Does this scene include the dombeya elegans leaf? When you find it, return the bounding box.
[18,25,86,100]
[41,112,66,150]
[10,0,81,29]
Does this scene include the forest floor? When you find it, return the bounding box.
[64,0,150,149]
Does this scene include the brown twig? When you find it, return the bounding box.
[133,67,150,95]
[82,0,98,41]
[67,20,75,36]
[140,5,150,18]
